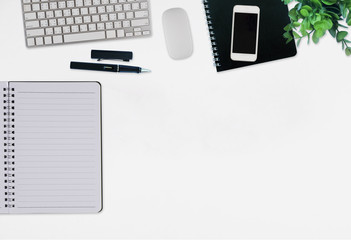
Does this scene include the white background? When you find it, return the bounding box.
[1,0,351,239]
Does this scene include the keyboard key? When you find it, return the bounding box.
[97,23,105,30]
[32,4,40,11]
[54,27,62,34]
[44,36,52,44]
[27,38,35,47]
[88,23,97,31]
[26,28,44,37]
[41,3,49,10]
[23,5,31,12]
[63,31,106,43]
[117,29,124,37]
[140,2,148,9]
[49,2,57,9]
[24,13,37,20]
[35,37,44,45]
[122,20,130,27]
[106,30,116,38]
[45,27,53,35]
[135,10,148,18]
[131,18,149,27]
[71,25,79,32]
[53,35,63,44]
[80,24,88,32]
[63,26,71,33]
[25,20,40,29]
[37,12,45,19]
[58,1,66,8]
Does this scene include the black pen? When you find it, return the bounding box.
[70,61,151,74]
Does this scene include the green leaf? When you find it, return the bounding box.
[337,31,348,42]
[311,0,323,8]
[314,19,333,31]
[346,47,351,56]
[289,9,299,21]
[317,29,326,38]
[338,23,348,28]
[284,24,292,31]
[297,38,302,46]
[293,31,302,38]
[293,22,301,27]
[326,10,340,20]
[297,3,303,11]
[300,9,309,17]
[283,31,292,39]
[302,5,313,12]
[322,0,337,5]
[347,12,351,25]
[312,31,320,43]
[340,4,347,18]
[329,28,337,37]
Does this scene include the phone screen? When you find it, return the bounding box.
[232,13,258,54]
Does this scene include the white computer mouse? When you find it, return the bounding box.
[162,8,194,60]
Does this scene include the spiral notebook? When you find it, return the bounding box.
[203,0,297,72]
[0,81,102,214]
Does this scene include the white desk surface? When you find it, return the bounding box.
[1,0,351,239]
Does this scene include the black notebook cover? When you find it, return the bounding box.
[204,0,297,72]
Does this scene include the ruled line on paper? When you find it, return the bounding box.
[17,206,96,209]
[17,92,96,94]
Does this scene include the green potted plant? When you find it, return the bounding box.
[282,0,351,55]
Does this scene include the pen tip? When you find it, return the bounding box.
[141,68,151,73]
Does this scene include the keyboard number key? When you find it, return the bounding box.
[58,1,66,8]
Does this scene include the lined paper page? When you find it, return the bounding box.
[0,82,8,213]
[10,82,102,214]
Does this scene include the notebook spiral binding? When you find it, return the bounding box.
[203,0,221,68]
[3,86,15,209]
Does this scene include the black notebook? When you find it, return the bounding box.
[203,0,297,72]
[0,81,102,214]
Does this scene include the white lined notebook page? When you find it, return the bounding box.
[0,82,9,213]
[9,82,102,214]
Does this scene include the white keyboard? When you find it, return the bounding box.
[21,0,151,47]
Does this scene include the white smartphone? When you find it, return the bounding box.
[230,5,260,62]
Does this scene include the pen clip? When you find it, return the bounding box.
[91,50,133,62]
